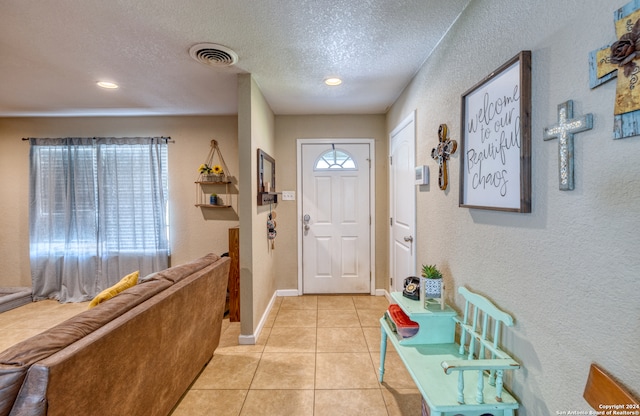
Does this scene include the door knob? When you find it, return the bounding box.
[403,235,413,242]
[303,214,311,231]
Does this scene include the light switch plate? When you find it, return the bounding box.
[282,191,295,201]
[415,165,429,185]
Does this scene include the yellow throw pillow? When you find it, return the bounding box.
[88,270,139,309]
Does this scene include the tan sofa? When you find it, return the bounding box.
[0,253,229,416]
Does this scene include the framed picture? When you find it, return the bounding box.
[459,51,532,212]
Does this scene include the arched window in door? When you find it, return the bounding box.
[314,148,357,170]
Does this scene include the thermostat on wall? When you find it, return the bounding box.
[415,165,429,185]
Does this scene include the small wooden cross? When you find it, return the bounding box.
[543,100,593,191]
[431,124,457,191]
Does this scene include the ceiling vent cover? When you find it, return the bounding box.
[189,43,238,67]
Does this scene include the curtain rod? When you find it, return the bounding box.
[22,136,174,143]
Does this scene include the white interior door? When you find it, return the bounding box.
[301,142,371,294]
[390,112,417,293]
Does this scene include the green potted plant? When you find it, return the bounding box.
[421,264,443,298]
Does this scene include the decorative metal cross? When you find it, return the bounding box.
[543,100,593,191]
[431,124,457,190]
[589,1,640,139]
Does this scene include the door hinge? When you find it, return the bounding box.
[389,156,393,165]
[390,217,393,226]
[390,277,393,286]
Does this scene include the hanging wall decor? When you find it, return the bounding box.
[430,124,457,191]
[459,51,532,212]
[267,210,277,250]
[194,139,233,209]
[197,139,230,182]
[589,0,640,139]
[543,100,594,191]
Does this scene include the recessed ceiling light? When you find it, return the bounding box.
[97,81,119,89]
[324,77,342,86]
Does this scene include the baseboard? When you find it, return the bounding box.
[276,289,300,297]
[237,290,279,345]
[237,334,255,345]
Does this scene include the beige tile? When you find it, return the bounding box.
[251,352,316,389]
[315,389,388,416]
[192,352,262,389]
[317,295,355,310]
[353,295,390,311]
[372,351,417,389]
[172,389,247,416]
[317,309,361,327]
[220,318,231,334]
[239,390,314,416]
[272,308,317,328]
[356,308,385,327]
[262,306,279,328]
[316,327,368,353]
[279,296,317,310]
[272,296,284,308]
[264,327,316,353]
[362,326,385,352]
[381,387,423,416]
[254,327,271,346]
[316,352,379,389]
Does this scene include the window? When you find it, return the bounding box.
[314,149,357,170]
[29,137,169,302]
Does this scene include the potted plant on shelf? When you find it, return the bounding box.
[421,264,443,298]
[199,164,213,181]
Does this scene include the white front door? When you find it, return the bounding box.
[300,142,372,294]
[390,112,417,293]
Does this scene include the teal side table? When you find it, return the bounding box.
[386,292,456,345]
[379,292,456,384]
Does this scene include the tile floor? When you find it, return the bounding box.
[0,295,423,415]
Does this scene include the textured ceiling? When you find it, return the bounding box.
[0,0,469,117]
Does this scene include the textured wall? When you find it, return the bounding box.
[0,116,239,286]
[387,0,639,413]
[273,115,388,292]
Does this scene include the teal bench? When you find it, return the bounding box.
[379,287,521,416]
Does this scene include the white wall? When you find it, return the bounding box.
[0,116,239,287]
[387,0,639,413]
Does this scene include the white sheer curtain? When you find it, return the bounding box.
[29,137,169,303]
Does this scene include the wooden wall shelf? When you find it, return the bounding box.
[195,204,232,208]
[195,140,235,214]
[196,180,232,185]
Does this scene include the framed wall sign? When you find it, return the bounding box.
[459,51,532,212]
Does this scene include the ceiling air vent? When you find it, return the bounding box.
[189,43,238,67]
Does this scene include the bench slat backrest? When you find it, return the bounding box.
[456,287,514,361]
